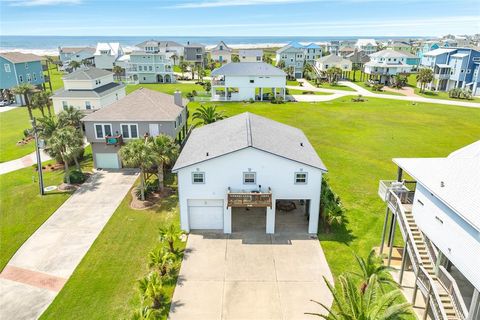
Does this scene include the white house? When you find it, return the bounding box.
[314,54,352,72]
[378,140,480,320]
[364,49,413,84]
[210,62,286,101]
[355,39,378,55]
[238,49,263,62]
[209,41,233,63]
[58,47,95,65]
[135,40,184,63]
[94,42,124,70]
[172,112,327,234]
[51,67,126,114]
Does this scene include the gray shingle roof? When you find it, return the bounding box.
[211,62,286,77]
[59,47,95,54]
[81,88,186,122]
[172,112,327,172]
[0,52,43,63]
[53,82,125,99]
[136,40,184,48]
[316,54,349,64]
[63,67,113,80]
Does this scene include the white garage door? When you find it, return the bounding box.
[95,153,120,169]
[188,199,224,230]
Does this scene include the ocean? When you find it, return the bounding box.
[0,35,423,56]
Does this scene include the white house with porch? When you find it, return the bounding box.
[378,140,480,320]
[172,112,327,235]
[210,62,286,101]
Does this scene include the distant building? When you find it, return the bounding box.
[275,41,322,78]
[126,43,175,84]
[58,47,95,65]
[183,42,207,66]
[338,46,355,58]
[327,41,340,55]
[94,42,124,70]
[355,39,378,55]
[386,42,412,53]
[314,54,352,72]
[346,49,370,71]
[210,41,233,63]
[363,49,413,85]
[238,49,263,62]
[135,40,184,64]
[51,67,126,114]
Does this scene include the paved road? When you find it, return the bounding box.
[0,150,51,175]
[0,170,138,320]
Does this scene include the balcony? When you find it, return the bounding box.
[227,187,272,208]
[212,79,225,86]
[434,73,450,80]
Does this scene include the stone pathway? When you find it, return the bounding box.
[0,170,138,320]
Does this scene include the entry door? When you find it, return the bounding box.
[149,124,160,137]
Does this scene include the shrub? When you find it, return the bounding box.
[248,98,255,104]
[352,94,366,102]
[186,92,194,99]
[302,91,315,95]
[191,90,197,96]
[449,88,472,100]
[64,169,85,184]
[271,96,285,104]
[371,84,384,91]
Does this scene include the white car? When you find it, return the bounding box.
[0,100,10,107]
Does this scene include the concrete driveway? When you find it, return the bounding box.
[169,211,334,320]
[0,169,138,320]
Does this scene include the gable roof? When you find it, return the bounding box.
[238,49,263,56]
[59,47,95,54]
[211,41,232,52]
[53,82,125,99]
[369,49,408,59]
[0,52,43,64]
[316,54,350,64]
[172,112,327,172]
[136,40,183,48]
[211,62,286,77]
[424,48,456,56]
[94,42,121,56]
[81,88,186,122]
[355,39,378,47]
[62,67,113,80]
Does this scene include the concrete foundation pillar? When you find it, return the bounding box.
[224,206,232,234]
[266,200,276,234]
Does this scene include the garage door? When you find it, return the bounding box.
[95,153,120,169]
[188,199,224,230]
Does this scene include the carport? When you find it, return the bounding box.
[275,199,310,233]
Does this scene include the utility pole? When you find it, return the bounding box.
[31,117,44,196]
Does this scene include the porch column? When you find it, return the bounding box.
[224,205,232,234]
[399,239,409,285]
[379,207,390,255]
[308,197,320,234]
[467,289,480,320]
[283,88,286,100]
[387,212,397,267]
[260,88,263,101]
[397,167,403,182]
[266,200,276,234]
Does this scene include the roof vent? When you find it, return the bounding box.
[206,152,209,156]
[440,181,445,187]
[300,142,304,147]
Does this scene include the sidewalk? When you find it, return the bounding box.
[0,150,51,175]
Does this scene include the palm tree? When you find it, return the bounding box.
[326,67,343,84]
[231,54,240,62]
[49,126,84,182]
[352,250,398,294]
[58,106,83,129]
[148,246,177,277]
[37,115,58,140]
[351,63,361,82]
[69,60,81,71]
[416,68,434,93]
[30,91,51,117]
[138,272,167,310]
[12,83,36,120]
[119,139,157,201]
[81,58,92,67]
[284,66,295,80]
[171,54,178,66]
[179,61,188,78]
[148,135,179,191]
[263,54,273,64]
[307,275,412,319]
[112,65,124,81]
[320,178,344,233]
[192,105,227,126]
[159,224,184,253]
[195,64,205,81]
[277,60,286,69]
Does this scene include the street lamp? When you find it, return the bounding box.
[31,117,44,196]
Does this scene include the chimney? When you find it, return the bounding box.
[174,91,183,107]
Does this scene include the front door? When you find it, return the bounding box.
[149,123,160,136]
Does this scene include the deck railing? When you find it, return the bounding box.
[227,187,272,208]
[438,266,468,320]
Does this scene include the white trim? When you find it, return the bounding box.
[4,64,11,72]
[243,171,256,184]
[192,172,205,184]
[294,172,308,184]
[94,123,112,139]
[120,123,139,139]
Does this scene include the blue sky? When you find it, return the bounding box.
[0,0,479,36]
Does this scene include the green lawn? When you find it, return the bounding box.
[126,83,205,97]
[40,175,184,320]
[307,80,356,92]
[46,65,65,92]
[407,74,480,102]
[0,146,93,270]
[287,89,332,96]
[287,79,300,86]
[351,81,406,96]
[186,98,480,277]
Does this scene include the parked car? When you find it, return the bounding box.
[0,100,10,107]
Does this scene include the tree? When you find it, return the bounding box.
[159,224,184,253]
[351,63,361,82]
[148,246,177,277]
[119,139,157,201]
[195,64,205,81]
[58,106,83,129]
[30,91,51,117]
[192,105,227,126]
[320,178,344,233]
[307,275,412,319]
[325,67,342,84]
[352,250,398,294]
[391,74,407,89]
[284,66,295,80]
[138,272,167,310]
[112,66,124,81]
[37,115,58,140]
[49,126,84,182]
[12,83,36,120]
[277,60,286,69]
[231,54,240,62]
[147,134,179,191]
[416,68,434,93]
[263,54,273,64]
[81,58,93,67]
[69,60,81,71]
[179,61,188,78]
[170,54,178,65]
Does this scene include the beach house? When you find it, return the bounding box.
[363,49,413,85]
[51,67,126,114]
[276,42,322,78]
[183,42,206,66]
[209,41,233,63]
[314,54,352,73]
[81,89,187,169]
[58,47,95,66]
[210,62,286,101]
[135,40,184,64]
[238,49,263,62]
[0,52,45,104]
[125,43,175,84]
[355,39,378,55]
[94,42,124,70]
[172,112,327,234]
[378,140,480,320]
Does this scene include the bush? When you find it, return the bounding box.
[271,96,285,104]
[191,90,197,96]
[302,91,315,95]
[186,92,194,99]
[64,169,86,184]
[449,88,472,100]
[23,128,32,138]
[248,98,255,104]
[371,84,384,91]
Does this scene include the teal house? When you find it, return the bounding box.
[0,52,45,102]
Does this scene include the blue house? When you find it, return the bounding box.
[420,47,480,95]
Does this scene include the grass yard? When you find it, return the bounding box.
[287,79,300,86]
[126,82,204,97]
[46,65,65,92]
[352,81,406,96]
[407,74,480,102]
[40,175,184,320]
[0,146,93,270]
[287,89,332,96]
[186,98,480,276]
[307,80,356,92]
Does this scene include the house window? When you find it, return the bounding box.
[62,101,68,110]
[249,79,254,83]
[19,75,23,82]
[256,56,261,61]
[26,73,31,82]
[4,64,11,72]
[149,66,153,71]
[24,63,28,69]
[121,123,138,139]
[295,172,308,184]
[192,172,205,184]
[85,101,91,110]
[33,73,37,81]
[94,123,112,139]
[243,172,256,184]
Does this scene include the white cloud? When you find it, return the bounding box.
[168,0,319,8]
[4,0,81,6]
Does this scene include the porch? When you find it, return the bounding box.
[211,86,286,102]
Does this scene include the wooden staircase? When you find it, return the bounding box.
[404,209,460,320]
